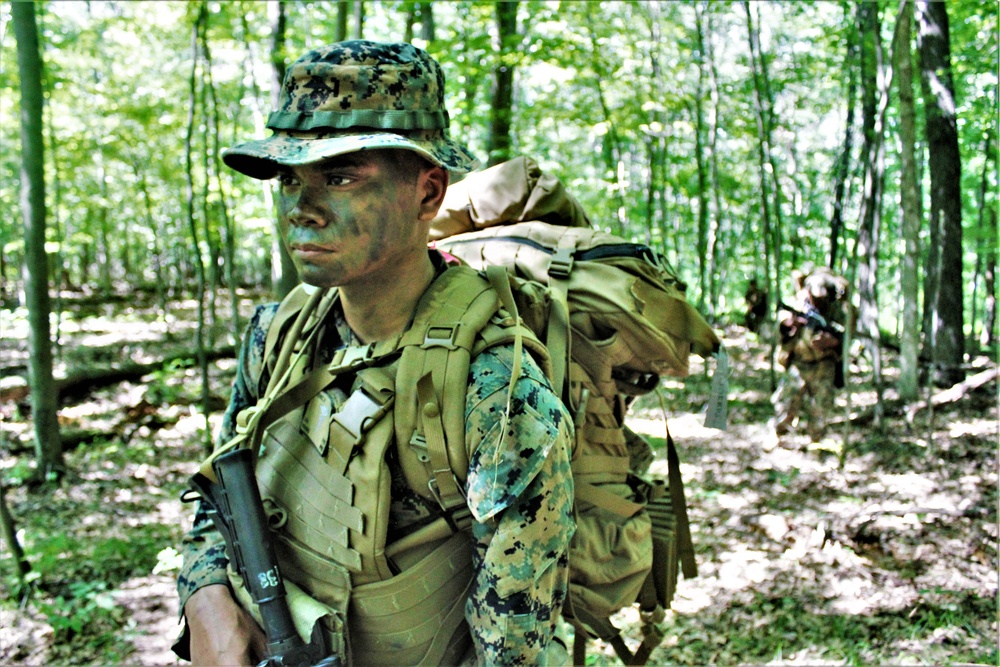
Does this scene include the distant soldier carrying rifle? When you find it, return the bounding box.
[173,41,574,666]
[743,277,768,333]
[772,266,852,444]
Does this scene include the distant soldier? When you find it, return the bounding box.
[772,267,851,442]
[744,277,768,333]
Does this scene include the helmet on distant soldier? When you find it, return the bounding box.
[792,266,848,312]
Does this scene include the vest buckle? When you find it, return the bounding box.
[422,324,461,350]
[332,386,393,444]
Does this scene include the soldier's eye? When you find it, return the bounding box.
[277,172,299,188]
[325,174,353,187]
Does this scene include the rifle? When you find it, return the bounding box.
[778,301,844,337]
[188,448,340,667]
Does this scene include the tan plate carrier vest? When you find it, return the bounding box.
[200,265,548,666]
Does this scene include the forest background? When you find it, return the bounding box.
[0,1,997,666]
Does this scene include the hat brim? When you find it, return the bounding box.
[222,131,480,180]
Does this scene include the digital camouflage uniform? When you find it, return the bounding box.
[176,255,575,665]
[176,41,575,665]
[772,268,850,442]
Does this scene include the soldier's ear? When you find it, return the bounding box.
[416,166,449,222]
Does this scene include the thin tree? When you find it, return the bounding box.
[200,15,240,344]
[12,0,62,480]
[270,0,298,300]
[745,1,785,283]
[352,0,365,39]
[855,0,890,425]
[405,2,435,43]
[486,1,518,167]
[829,7,858,273]
[185,3,213,452]
[895,0,922,402]
[916,0,965,386]
[705,4,728,314]
[637,2,667,251]
[743,0,778,388]
[976,135,997,349]
[693,1,711,314]
[0,472,32,600]
[582,7,628,234]
[418,2,435,42]
[130,157,170,326]
[335,0,349,42]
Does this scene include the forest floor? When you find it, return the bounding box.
[0,290,997,666]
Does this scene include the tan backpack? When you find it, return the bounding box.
[429,157,722,664]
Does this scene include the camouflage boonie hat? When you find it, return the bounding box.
[223,41,479,179]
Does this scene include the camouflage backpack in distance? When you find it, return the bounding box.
[429,156,722,664]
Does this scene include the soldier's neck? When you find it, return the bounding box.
[339,256,436,345]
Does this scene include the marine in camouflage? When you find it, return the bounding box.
[773,267,850,442]
[223,40,479,179]
[175,253,574,665]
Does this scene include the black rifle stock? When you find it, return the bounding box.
[188,448,339,667]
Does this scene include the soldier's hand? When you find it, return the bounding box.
[186,584,267,666]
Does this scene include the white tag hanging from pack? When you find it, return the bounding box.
[704,346,729,430]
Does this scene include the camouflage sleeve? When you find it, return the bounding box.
[174,304,277,634]
[464,344,575,666]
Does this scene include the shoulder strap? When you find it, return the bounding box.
[394,266,549,515]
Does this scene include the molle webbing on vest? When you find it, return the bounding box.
[256,418,364,572]
[349,531,474,666]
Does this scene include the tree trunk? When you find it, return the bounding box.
[353,1,365,39]
[269,0,298,300]
[745,2,785,285]
[185,4,212,453]
[335,1,349,42]
[637,3,663,248]
[895,0,922,402]
[693,1,711,314]
[12,1,63,479]
[487,1,518,167]
[981,205,997,348]
[916,0,965,386]
[200,21,240,345]
[0,476,32,596]
[743,0,778,388]
[583,7,628,235]
[974,125,996,349]
[419,2,436,42]
[132,161,171,327]
[855,0,889,423]
[45,104,65,359]
[705,5,726,313]
[829,9,858,272]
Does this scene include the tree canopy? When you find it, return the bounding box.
[0,0,997,350]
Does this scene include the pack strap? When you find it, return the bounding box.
[416,372,464,513]
[545,229,587,405]
[666,428,697,578]
[264,286,335,398]
[569,455,630,477]
[572,481,644,517]
[484,266,524,447]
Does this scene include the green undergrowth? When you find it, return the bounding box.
[657,589,997,666]
[1,363,203,666]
